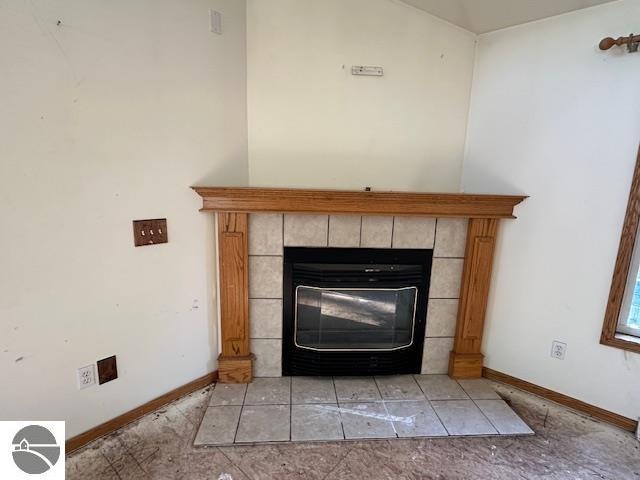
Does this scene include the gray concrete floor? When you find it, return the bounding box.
[66,380,640,479]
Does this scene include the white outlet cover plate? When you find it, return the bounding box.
[77,364,96,389]
[210,10,222,34]
[551,341,567,360]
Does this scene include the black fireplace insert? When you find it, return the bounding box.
[282,247,432,376]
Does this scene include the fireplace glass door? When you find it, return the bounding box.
[295,286,417,351]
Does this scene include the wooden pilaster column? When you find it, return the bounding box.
[217,212,253,383]
[448,218,499,379]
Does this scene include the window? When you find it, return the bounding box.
[601,145,640,352]
[618,239,640,337]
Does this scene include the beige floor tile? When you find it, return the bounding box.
[414,374,469,400]
[384,400,449,437]
[235,405,290,443]
[458,378,501,400]
[334,377,381,403]
[432,400,497,436]
[244,377,290,405]
[193,406,241,445]
[374,375,425,400]
[475,399,534,435]
[339,403,396,439]
[291,376,337,404]
[209,383,247,406]
[291,404,344,441]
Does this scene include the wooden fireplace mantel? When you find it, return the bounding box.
[193,186,526,218]
[193,186,527,383]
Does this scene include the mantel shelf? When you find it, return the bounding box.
[192,187,527,219]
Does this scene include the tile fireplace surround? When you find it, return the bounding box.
[249,213,464,377]
[193,187,527,383]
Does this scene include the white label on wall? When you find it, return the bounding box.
[351,66,383,76]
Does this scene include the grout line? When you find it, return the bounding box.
[463,382,503,435]
[433,218,439,253]
[408,374,427,401]
[231,382,249,444]
[332,376,347,440]
[391,216,396,248]
[248,254,284,258]
[372,377,398,438]
[429,400,452,436]
[412,374,430,400]
[326,216,330,246]
[470,396,501,434]
[288,376,293,441]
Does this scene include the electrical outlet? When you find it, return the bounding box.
[551,341,567,360]
[77,364,96,389]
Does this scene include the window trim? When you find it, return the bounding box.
[601,144,640,353]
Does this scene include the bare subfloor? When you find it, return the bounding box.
[66,381,640,479]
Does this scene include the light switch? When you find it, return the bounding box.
[133,219,168,247]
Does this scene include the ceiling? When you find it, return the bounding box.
[400,0,618,34]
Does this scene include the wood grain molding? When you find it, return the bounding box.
[217,212,253,382]
[193,187,527,219]
[601,145,640,354]
[218,354,254,383]
[483,367,638,432]
[65,371,218,454]
[449,218,499,378]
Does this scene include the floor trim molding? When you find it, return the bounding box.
[66,371,218,453]
[483,367,637,432]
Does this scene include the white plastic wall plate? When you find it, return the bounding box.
[351,66,383,76]
[77,364,96,390]
[210,10,222,34]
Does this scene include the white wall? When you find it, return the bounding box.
[0,0,247,438]
[463,0,640,419]
[247,0,476,192]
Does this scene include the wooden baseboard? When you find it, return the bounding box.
[66,371,218,454]
[483,367,637,432]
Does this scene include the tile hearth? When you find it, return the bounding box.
[194,375,533,446]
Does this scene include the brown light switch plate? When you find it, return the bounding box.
[133,218,168,247]
[97,355,118,385]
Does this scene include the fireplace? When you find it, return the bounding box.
[193,187,526,383]
[283,247,432,376]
